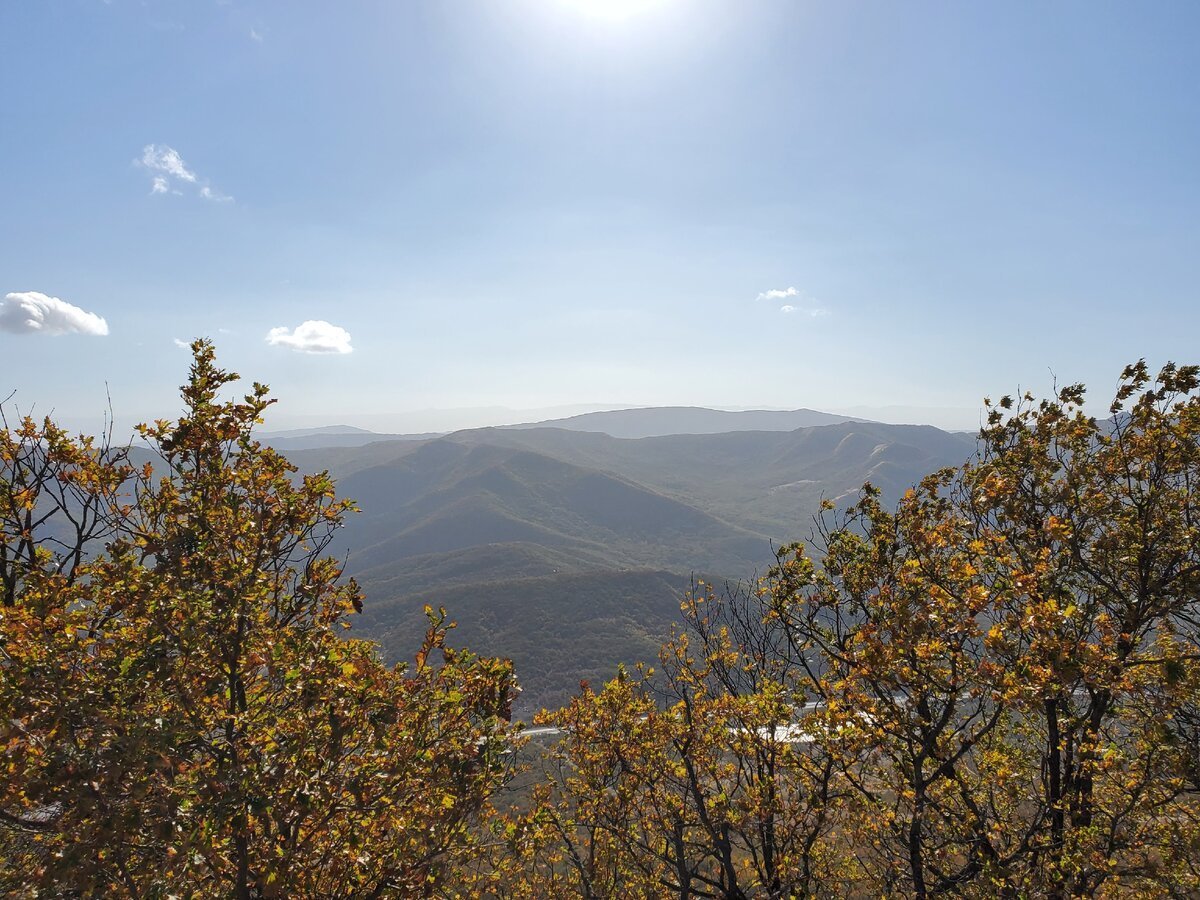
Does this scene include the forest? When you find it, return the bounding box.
[3,343,1199,897]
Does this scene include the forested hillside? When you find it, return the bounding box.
[288,419,975,711]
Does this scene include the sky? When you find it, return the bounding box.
[2,0,1198,434]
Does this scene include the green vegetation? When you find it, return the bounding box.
[359,567,695,718]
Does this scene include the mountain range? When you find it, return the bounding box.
[505,406,868,438]
[277,407,978,716]
[259,406,867,451]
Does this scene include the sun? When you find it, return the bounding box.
[555,0,672,23]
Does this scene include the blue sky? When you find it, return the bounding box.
[2,1,1198,433]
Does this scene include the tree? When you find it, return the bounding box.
[957,361,1200,896]
[512,361,1200,898]
[495,586,849,899]
[0,340,517,897]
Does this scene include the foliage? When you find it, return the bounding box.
[493,587,853,899]
[0,341,517,897]
[503,361,1200,898]
[6,351,1199,897]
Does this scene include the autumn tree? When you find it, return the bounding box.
[495,583,850,899]
[512,361,1200,898]
[0,341,517,897]
[957,361,1200,895]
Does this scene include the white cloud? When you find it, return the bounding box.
[250,27,263,42]
[173,338,190,349]
[757,286,800,301]
[265,320,353,355]
[140,144,196,182]
[0,292,109,336]
[758,286,829,317]
[199,185,233,203]
[138,143,231,202]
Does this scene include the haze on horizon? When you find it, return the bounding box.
[3,1,1198,435]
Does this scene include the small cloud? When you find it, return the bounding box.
[250,26,263,42]
[265,320,353,355]
[199,185,233,203]
[140,144,196,182]
[173,338,190,349]
[0,292,109,336]
[138,143,231,202]
[757,286,800,301]
[758,286,828,317]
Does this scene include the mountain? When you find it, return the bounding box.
[333,439,772,577]
[264,425,377,438]
[505,406,869,439]
[258,426,440,451]
[448,421,977,536]
[299,420,978,714]
[260,406,863,449]
[327,438,773,714]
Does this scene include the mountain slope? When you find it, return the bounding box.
[354,569,693,718]
[449,421,976,537]
[292,421,979,713]
[334,440,773,578]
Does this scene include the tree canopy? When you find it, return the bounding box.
[0,341,517,897]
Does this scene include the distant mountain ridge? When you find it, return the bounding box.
[260,405,870,449]
[446,420,975,536]
[504,406,869,439]
[258,426,441,451]
[264,425,377,438]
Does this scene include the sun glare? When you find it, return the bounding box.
[556,0,672,23]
